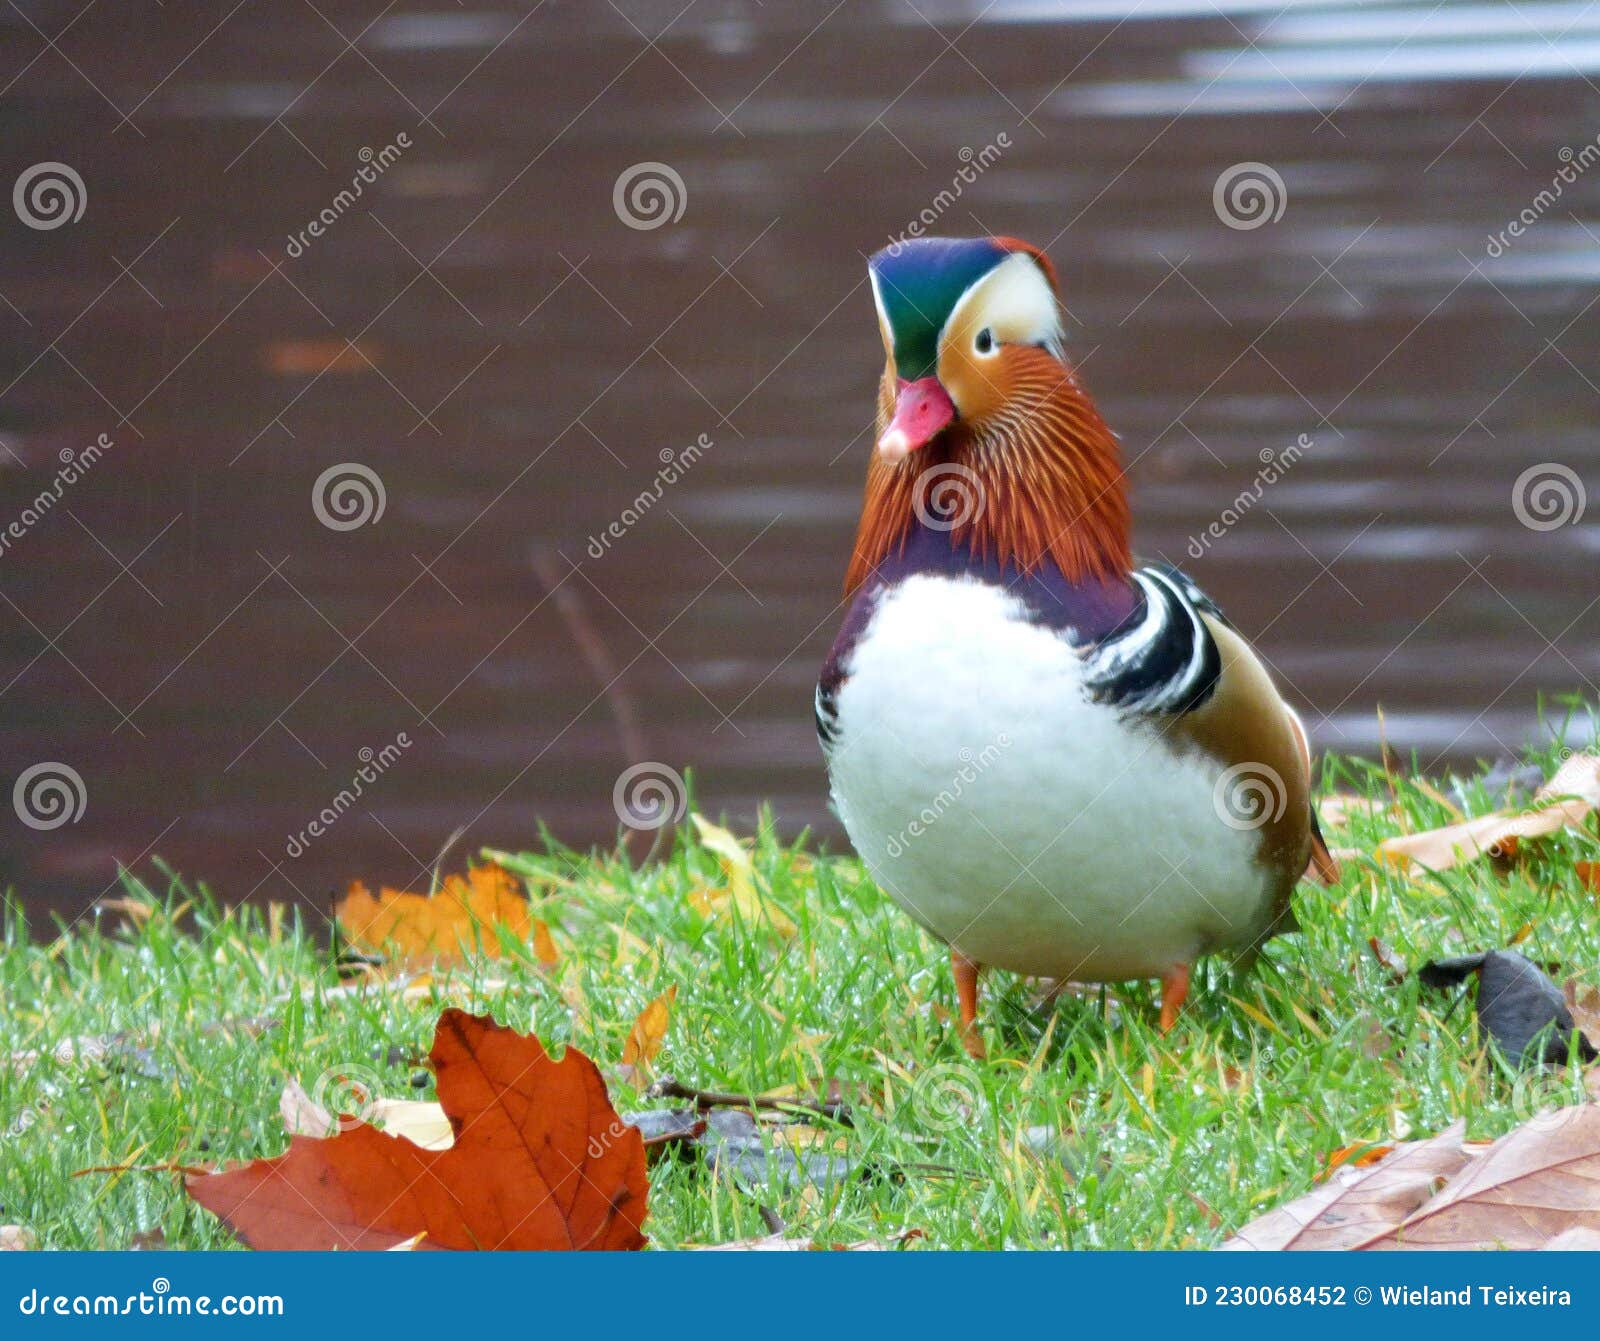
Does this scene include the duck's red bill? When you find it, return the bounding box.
[877,376,955,462]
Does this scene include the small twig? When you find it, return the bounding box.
[646,1076,854,1124]
[530,548,658,858]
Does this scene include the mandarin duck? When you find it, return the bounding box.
[817,236,1339,1058]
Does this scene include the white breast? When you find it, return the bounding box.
[826,573,1274,981]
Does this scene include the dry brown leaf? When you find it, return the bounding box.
[1220,1124,1470,1250]
[1352,1104,1600,1249]
[1544,1226,1600,1249]
[1377,752,1600,874]
[1321,1142,1395,1178]
[279,1079,454,1151]
[1566,979,1600,1050]
[688,815,797,937]
[1225,1106,1600,1250]
[1576,861,1600,893]
[619,986,677,1088]
[532,918,559,966]
[188,1010,646,1250]
[1319,795,1396,828]
[336,863,530,967]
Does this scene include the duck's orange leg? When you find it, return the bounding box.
[952,950,987,1060]
[1159,963,1191,1034]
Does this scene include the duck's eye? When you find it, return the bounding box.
[974,327,995,355]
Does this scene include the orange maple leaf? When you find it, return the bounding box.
[186,1010,647,1250]
[336,863,530,967]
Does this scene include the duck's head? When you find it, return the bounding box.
[868,235,1064,462]
[849,235,1131,592]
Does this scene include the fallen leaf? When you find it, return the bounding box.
[1544,1226,1600,1249]
[1318,795,1396,828]
[688,814,797,937]
[618,986,676,1088]
[1377,752,1600,874]
[1220,1124,1471,1249]
[336,863,530,967]
[1366,937,1409,982]
[280,1079,454,1151]
[1224,1107,1600,1250]
[1322,1142,1395,1178]
[187,1009,647,1250]
[1565,980,1600,1052]
[532,918,559,966]
[1350,1104,1600,1249]
[1576,861,1600,894]
[1418,950,1596,1066]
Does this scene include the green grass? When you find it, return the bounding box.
[4,735,1599,1251]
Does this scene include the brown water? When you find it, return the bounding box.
[3,0,1599,917]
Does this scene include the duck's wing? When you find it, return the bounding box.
[1086,563,1340,895]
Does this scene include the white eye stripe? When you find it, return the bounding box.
[944,252,1062,350]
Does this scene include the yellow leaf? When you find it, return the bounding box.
[532,919,559,967]
[689,814,796,937]
[1377,753,1600,875]
[336,863,530,968]
[621,986,677,1079]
